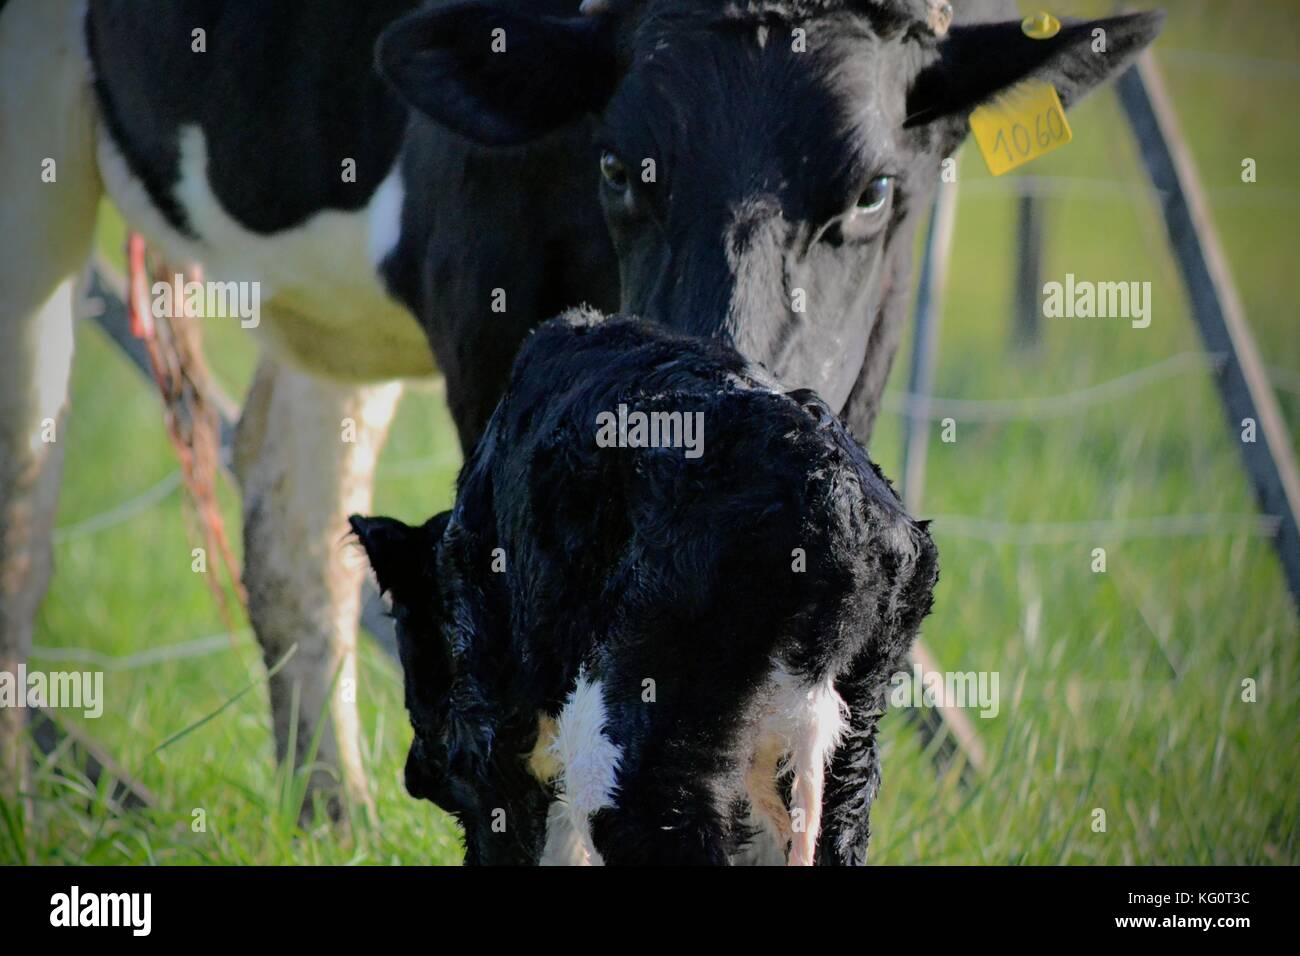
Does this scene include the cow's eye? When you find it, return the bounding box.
[600,150,629,191]
[838,176,894,241]
[856,176,893,213]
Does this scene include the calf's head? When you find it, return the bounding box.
[378,0,1161,419]
[347,510,552,864]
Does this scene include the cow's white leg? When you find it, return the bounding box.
[233,349,403,823]
[0,0,101,798]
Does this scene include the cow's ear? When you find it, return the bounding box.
[375,3,619,146]
[349,513,449,604]
[905,12,1164,152]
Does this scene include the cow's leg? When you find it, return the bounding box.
[233,350,403,823]
[0,0,100,799]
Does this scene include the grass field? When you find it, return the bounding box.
[5,0,1297,865]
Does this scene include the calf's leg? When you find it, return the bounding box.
[234,349,403,822]
[815,676,887,865]
[0,0,100,801]
[817,521,940,865]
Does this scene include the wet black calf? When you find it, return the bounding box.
[351,312,938,864]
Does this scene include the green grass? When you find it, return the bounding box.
[5,0,1297,865]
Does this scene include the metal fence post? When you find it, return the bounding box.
[1117,55,1300,606]
[900,178,989,779]
[1012,185,1045,348]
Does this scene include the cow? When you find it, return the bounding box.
[351,310,940,864]
[0,0,1161,814]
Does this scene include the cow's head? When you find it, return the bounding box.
[377,0,1162,419]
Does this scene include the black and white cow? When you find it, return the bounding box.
[0,0,1161,810]
[352,310,939,864]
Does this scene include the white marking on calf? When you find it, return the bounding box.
[747,664,849,866]
[528,714,593,866]
[538,800,592,866]
[550,673,621,865]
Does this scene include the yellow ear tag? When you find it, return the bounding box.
[969,79,1072,176]
[1021,12,1061,39]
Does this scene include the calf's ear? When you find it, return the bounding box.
[375,3,619,146]
[349,513,449,604]
[905,12,1164,151]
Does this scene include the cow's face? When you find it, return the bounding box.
[348,513,550,865]
[378,0,1161,411]
[589,6,919,409]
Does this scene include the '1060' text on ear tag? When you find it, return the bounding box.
[969,79,1073,176]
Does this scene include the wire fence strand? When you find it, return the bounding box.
[30,630,251,671]
[929,512,1280,545]
[883,351,1226,422]
[52,471,182,543]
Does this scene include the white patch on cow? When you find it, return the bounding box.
[550,673,621,865]
[1,0,94,439]
[95,124,434,382]
[745,663,849,866]
[538,800,592,866]
[367,162,405,269]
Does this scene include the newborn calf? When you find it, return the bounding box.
[351,311,938,865]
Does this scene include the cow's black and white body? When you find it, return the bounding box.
[0,0,1161,819]
[352,312,940,865]
[86,0,619,401]
[66,1,618,809]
